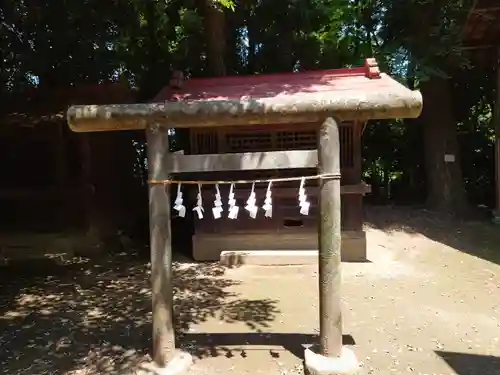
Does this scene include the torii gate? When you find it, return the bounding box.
[67,59,422,375]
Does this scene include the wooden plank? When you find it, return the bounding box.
[165,150,318,173]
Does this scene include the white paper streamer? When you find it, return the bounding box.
[212,183,223,219]
[193,183,204,219]
[173,183,186,218]
[228,183,239,219]
[298,177,310,215]
[245,182,258,219]
[262,181,273,218]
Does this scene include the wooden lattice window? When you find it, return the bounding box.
[339,125,354,168]
[190,130,218,154]
[276,130,317,150]
[189,122,356,168]
[225,131,273,152]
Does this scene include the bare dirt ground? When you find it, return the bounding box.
[1,206,499,375]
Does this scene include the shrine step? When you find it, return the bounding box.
[220,250,318,266]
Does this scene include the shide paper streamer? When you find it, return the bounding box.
[262,181,273,218]
[245,182,258,219]
[173,183,186,217]
[193,183,204,219]
[161,173,343,220]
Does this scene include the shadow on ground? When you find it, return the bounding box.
[365,205,500,265]
[435,351,500,375]
[0,254,280,375]
[179,332,355,359]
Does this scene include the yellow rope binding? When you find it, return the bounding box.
[148,173,341,185]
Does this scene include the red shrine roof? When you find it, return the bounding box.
[154,59,389,102]
[67,58,422,133]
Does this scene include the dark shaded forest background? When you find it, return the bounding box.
[0,0,498,241]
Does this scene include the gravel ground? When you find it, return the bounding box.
[0,206,499,375]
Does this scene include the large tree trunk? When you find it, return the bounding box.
[494,47,500,218]
[142,0,164,98]
[420,76,467,214]
[197,0,226,77]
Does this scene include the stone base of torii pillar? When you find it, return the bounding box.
[304,346,360,375]
[135,351,193,375]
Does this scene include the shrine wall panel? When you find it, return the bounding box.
[186,121,364,234]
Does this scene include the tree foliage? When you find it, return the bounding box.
[0,0,496,209]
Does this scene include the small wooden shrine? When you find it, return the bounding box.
[67,58,422,373]
[152,60,400,262]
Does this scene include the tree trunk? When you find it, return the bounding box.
[494,46,500,216]
[198,0,226,77]
[420,76,467,214]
